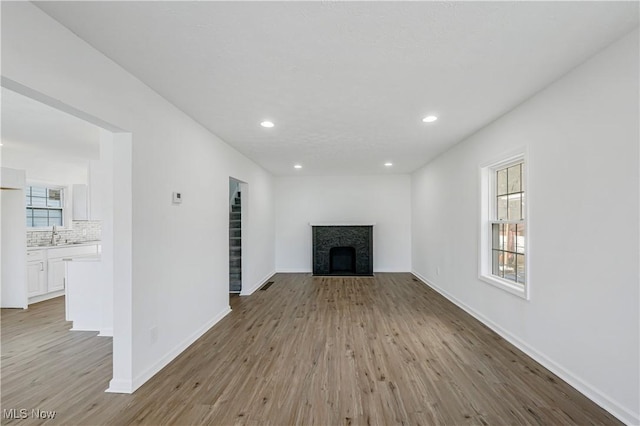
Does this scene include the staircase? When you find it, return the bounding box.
[229,191,242,293]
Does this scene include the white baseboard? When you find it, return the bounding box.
[130,306,232,393]
[241,270,276,296]
[70,326,100,332]
[106,379,133,394]
[0,301,28,309]
[411,271,639,426]
[98,328,113,337]
[28,290,64,305]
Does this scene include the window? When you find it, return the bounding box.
[25,185,64,228]
[479,153,528,299]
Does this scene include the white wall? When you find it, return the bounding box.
[91,130,115,336]
[411,30,639,424]
[1,143,88,225]
[275,175,411,272]
[1,2,275,392]
[0,147,88,187]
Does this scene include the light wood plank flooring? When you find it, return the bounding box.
[1,273,620,425]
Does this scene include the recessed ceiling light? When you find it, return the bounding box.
[422,115,438,123]
[294,164,302,169]
[384,162,393,167]
[260,121,274,128]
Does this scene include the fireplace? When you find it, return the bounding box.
[311,225,373,276]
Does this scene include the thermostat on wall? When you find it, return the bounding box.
[172,192,182,204]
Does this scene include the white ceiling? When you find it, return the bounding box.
[35,1,639,176]
[1,87,100,161]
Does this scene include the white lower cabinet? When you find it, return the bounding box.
[27,261,47,297]
[47,258,66,292]
[26,244,99,305]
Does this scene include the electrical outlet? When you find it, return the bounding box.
[150,326,158,344]
[172,192,182,204]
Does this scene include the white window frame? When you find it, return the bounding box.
[25,183,68,230]
[479,150,529,300]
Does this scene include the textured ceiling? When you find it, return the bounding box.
[35,1,639,176]
[1,88,100,161]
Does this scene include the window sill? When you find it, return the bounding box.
[479,274,529,300]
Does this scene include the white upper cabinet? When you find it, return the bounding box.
[72,183,89,220]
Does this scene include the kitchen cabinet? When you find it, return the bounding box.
[47,258,66,292]
[26,261,46,297]
[26,249,46,298]
[26,243,99,305]
[72,184,89,220]
[1,168,27,309]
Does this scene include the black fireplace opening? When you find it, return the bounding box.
[329,246,356,274]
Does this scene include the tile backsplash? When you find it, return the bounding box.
[27,221,102,247]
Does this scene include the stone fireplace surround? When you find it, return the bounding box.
[311,224,374,276]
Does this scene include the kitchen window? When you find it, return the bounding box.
[479,152,528,299]
[25,185,64,228]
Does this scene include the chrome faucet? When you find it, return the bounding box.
[50,224,58,245]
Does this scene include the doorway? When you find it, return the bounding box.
[228,178,244,293]
[1,79,133,393]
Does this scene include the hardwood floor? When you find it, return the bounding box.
[1,274,620,425]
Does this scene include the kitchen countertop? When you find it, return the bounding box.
[27,240,102,250]
[63,255,101,262]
